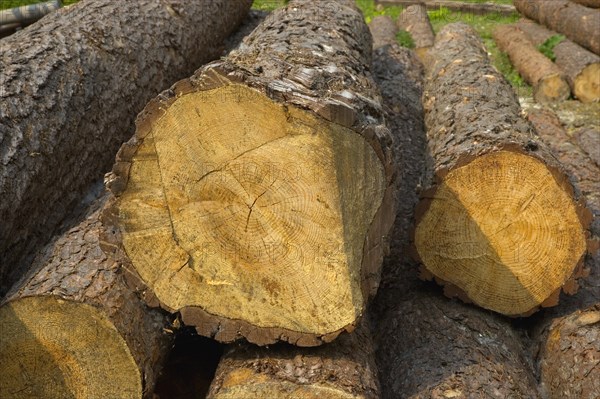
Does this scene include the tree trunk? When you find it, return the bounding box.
[375,0,516,16]
[368,25,542,398]
[0,0,252,297]
[397,3,435,62]
[525,107,600,399]
[493,24,571,103]
[514,0,600,55]
[370,15,398,49]
[515,19,600,103]
[103,0,396,347]
[206,318,379,399]
[0,191,172,399]
[570,0,600,8]
[415,23,588,317]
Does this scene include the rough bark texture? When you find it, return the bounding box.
[370,15,398,49]
[207,319,379,399]
[368,26,542,398]
[103,0,395,347]
[514,0,600,55]
[0,189,172,398]
[416,23,588,316]
[0,0,252,296]
[376,0,516,15]
[397,4,435,50]
[494,24,571,103]
[515,19,600,103]
[526,108,599,399]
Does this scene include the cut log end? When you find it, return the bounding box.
[575,63,600,103]
[415,150,587,316]
[111,83,387,344]
[0,297,141,399]
[535,73,571,103]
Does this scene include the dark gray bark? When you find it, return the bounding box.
[370,15,399,49]
[0,0,252,296]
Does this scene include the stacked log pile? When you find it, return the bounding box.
[1,1,598,398]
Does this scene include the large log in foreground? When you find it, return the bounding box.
[493,24,570,103]
[0,192,171,399]
[207,319,379,399]
[515,19,600,103]
[103,0,395,347]
[0,0,251,296]
[368,26,541,398]
[415,23,588,316]
[514,0,600,55]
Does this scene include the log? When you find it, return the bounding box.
[397,4,435,62]
[369,15,398,49]
[493,24,571,103]
[570,0,600,8]
[0,191,172,399]
[368,25,542,398]
[515,19,600,103]
[375,0,516,16]
[414,23,588,316]
[206,318,379,399]
[514,0,600,55]
[0,0,252,296]
[102,0,396,347]
[0,0,61,27]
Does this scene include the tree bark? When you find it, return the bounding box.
[514,0,600,55]
[375,0,516,16]
[0,0,252,296]
[102,0,396,347]
[397,4,435,55]
[415,23,588,317]
[206,318,379,399]
[493,24,571,103]
[368,26,542,398]
[0,190,172,399]
[570,0,600,8]
[526,107,599,399]
[370,15,398,49]
[515,19,600,103]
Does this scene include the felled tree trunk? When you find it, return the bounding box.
[397,4,435,61]
[368,24,542,398]
[414,23,588,317]
[206,318,379,399]
[494,24,570,103]
[375,0,516,16]
[0,191,172,399]
[515,18,600,103]
[103,0,395,347]
[525,107,599,399]
[370,15,398,49]
[0,0,251,296]
[570,0,600,9]
[514,0,600,55]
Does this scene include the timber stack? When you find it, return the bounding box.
[1,1,599,398]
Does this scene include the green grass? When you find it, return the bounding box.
[0,0,78,10]
[538,34,565,62]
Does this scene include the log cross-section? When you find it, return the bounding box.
[414,23,588,316]
[103,0,396,347]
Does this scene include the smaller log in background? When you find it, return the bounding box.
[514,0,600,55]
[375,0,516,16]
[397,3,435,62]
[515,19,600,103]
[368,20,542,399]
[493,24,571,103]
